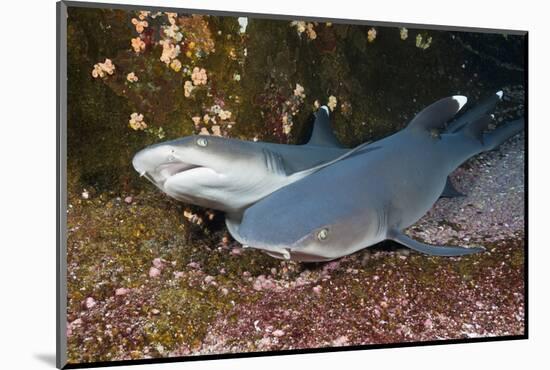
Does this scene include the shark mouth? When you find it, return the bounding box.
[142,162,206,187]
[158,162,203,178]
[263,249,334,262]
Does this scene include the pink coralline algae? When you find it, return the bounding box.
[332,335,349,346]
[84,297,96,310]
[312,285,323,296]
[152,258,165,269]
[115,288,130,296]
[148,267,161,278]
[187,261,201,270]
[253,275,276,291]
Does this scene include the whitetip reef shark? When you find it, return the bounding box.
[133,91,523,261]
[227,91,524,261]
[132,107,370,213]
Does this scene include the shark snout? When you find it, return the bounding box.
[131,149,149,176]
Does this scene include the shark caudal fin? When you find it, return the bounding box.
[482,118,524,151]
[450,90,524,150]
[407,96,467,132]
[306,106,344,148]
[461,115,492,144]
[445,90,503,133]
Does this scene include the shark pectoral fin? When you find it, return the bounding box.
[440,177,466,198]
[306,106,344,148]
[225,213,247,244]
[408,96,467,132]
[388,231,485,256]
[287,141,380,181]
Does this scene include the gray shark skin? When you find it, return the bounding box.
[228,92,524,262]
[132,107,350,213]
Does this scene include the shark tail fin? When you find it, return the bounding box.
[482,118,524,151]
[446,90,503,133]
[447,90,523,151]
[460,115,492,144]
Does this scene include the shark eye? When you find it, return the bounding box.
[196,137,208,147]
[317,228,329,241]
[167,149,176,161]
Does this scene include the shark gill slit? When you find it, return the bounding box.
[261,148,271,173]
[262,148,283,175]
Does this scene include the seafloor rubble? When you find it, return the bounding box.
[66,133,524,363]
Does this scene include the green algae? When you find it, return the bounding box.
[145,286,229,355]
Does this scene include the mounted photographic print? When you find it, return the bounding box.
[57,1,527,368]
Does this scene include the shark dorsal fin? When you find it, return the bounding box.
[306,106,344,148]
[407,96,467,132]
[446,91,503,133]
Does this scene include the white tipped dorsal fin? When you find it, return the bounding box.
[452,95,468,110]
[407,96,468,132]
[496,90,503,100]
